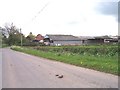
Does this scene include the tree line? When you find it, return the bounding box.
[0,23,41,46]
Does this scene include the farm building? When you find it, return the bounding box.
[78,35,118,45]
[104,36,118,43]
[44,34,82,46]
[78,36,95,45]
[78,36,105,44]
[86,37,104,44]
[33,34,44,42]
[93,36,118,44]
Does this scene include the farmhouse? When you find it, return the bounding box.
[33,34,44,42]
[44,34,82,46]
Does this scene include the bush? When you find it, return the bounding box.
[23,42,45,46]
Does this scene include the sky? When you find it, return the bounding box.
[0,0,119,36]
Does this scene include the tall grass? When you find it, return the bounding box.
[33,45,118,57]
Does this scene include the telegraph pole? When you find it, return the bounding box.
[20,28,22,46]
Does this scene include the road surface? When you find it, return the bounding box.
[2,48,118,88]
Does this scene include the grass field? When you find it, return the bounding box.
[11,45,119,75]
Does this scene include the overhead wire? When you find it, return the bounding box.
[22,2,50,28]
[32,2,49,21]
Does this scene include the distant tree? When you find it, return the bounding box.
[0,27,2,46]
[0,26,8,45]
[26,32,35,42]
[1,23,26,46]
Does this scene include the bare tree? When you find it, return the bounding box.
[4,23,20,35]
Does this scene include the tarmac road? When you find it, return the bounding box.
[2,48,118,88]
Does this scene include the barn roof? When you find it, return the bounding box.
[78,36,95,40]
[45,34,81,41]
[34,34,44,41]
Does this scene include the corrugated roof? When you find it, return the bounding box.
[45,34,81,41]
[78,36,113,40]
[78,36,95,40]
[94,36,112,39]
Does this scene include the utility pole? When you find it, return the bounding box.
[20,28,22,46]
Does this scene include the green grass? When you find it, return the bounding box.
[33,45,118,57]
[2,44,9,48]
[11,46,118,75]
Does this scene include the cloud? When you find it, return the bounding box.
[95,1,119,22]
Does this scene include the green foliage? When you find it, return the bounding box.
[23,42,45,46]
[26,32,35,42]
[1,23,27,46]
[8,33,20,45]
[33,45,118,57]
[6,33,27,46]
[1,44,9,48]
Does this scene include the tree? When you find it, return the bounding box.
[0,26,8,45]
[26,32,35,42]
[2,23,26,46]
[0,27,2,47]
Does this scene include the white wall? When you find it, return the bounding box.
[53,40,82,45]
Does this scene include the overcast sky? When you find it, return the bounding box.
[0,0,119,36]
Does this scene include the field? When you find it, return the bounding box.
[11,45,119,75]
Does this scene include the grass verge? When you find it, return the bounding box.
[11,46,118,75]
[2,44,9,48]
